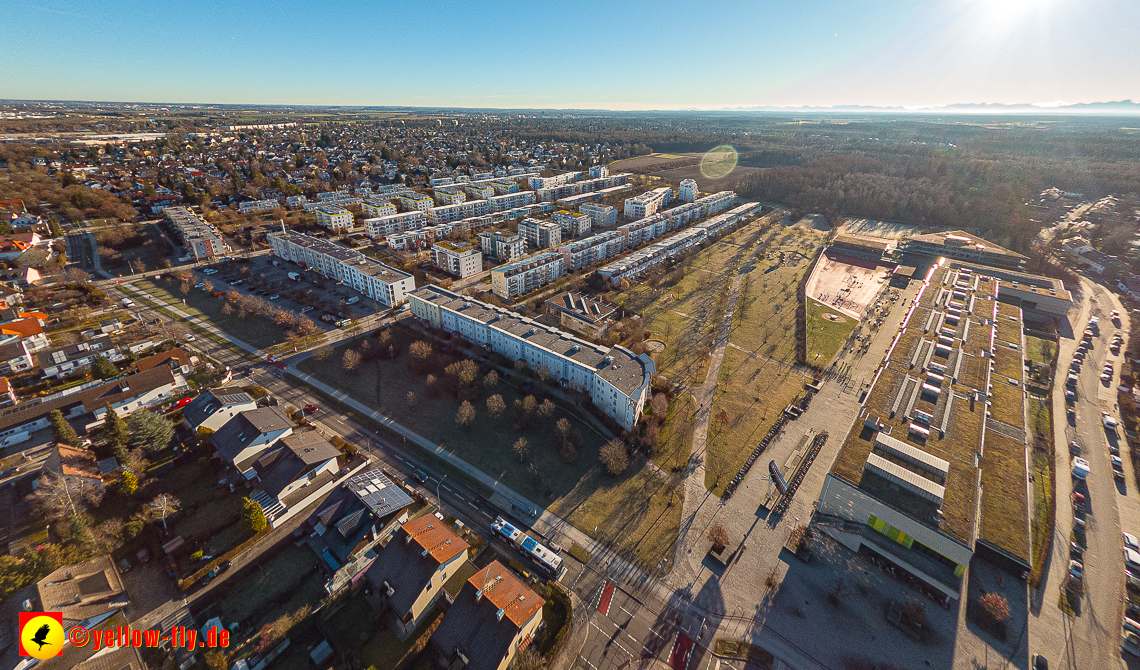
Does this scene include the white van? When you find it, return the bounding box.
[1072,457,1090,479]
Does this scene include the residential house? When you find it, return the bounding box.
[37,336,123,378]
[428,561,545,670]
[36,555,128,632]
[366,514,470,640]
[40,444,105,494]
[305,469,415,594]
[0,340,35,374]
[0,315,50,352]
[135,347,191,375]
[181,390,257,434]
[0,284,23,308]
[0,376,18,407]
[247,431,346,527]
[209,406,293,478]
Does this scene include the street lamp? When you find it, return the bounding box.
[435,474,448,516]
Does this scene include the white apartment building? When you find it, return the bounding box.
[518,218,562,249]
[527,171,581,191]
[268,231,415,307]
[363,211,427,239]
[679,179,698,203]
[552,210,591,237]
[408,285,654,430]
[491,252,565,300]
[432,241,483,278]
[400,193,434,213]
[589,165,609,178]
[478,229,525,264]
[163,206,230,260]
[429,177,454,187]
[489,180,519,195]
[428,199,489,225]
[315,205,355,233]
[238,198,280,214]
[487,191,536,212]
[557,230,627,271]
[465,184,495,200]
[432,189,466,206]
[362,199,397,218]
[579,203,617,228]
[286,195,309,209]
[600,202,761,283]
[624,187,674,220]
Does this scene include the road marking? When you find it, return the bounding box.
[598,582,615,615]
[479,510,492,519]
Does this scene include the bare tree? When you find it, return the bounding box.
[707,524,728,550]
[342,349,361,374]
[482,369,499,390]
[599,439,629,475]
[537,399,556,423]
[314,344,334,360]
[405,391,417,409]
[486,394,506,421]
[456,401,476,429]
[36,472,103,521]
[513,437,529,462]
[147,493,182,530]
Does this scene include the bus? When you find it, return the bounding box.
[520,536,565,580]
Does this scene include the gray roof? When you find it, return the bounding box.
[180,390,255,429]
[252,431,338,498]
[345,469,415,518]
[36,335,115,368]
[209,406,290,464]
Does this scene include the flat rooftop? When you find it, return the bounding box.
[904,230,1027,261]
[411,285,648,396]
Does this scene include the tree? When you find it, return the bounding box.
[456,401,476,429]
[513,437,529,463]
[486,394,506,421]
[707,524,729,550]
[117,471,138,496]
[445,359,479,388]
[650,393,669,420]
[103,402,130,448]
[409,340,433,374]
[36,471,103,521]
[599,439,629,475]
[342,348,361,374]
[482,370,499,390]
[979,593,1010,622]
[405,391,417,409]
[128,410,175,453]
[314,344,334,360]
[49,410,79,446]
[514,395,538,428]
[537,399,556,423]
[555,417,571,438]
[241,497,267,534]
[146,493,181,530]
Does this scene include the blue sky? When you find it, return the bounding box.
[2,0,1138,109]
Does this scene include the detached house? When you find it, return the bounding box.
[428,561,544,670]
[36,555,128,632]
[209,407,293,478]
[0,339,35,374]
[40,444,104,494]
[247,431,363,528]
[366,514,470,640]
[37,335,122,378]
[181,390,257,433]
[0,315,50,352]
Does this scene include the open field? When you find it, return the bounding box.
[609,153,701,172]
[616,216,775,386]
[805,251,893,320]
[704,347,808,495]
[138,278,292,350]
[297,333,681,565]
[648,164,768,193]
[805,299,858,367]
[651,393,695,473]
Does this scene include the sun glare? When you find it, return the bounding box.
[966,0,1063,25]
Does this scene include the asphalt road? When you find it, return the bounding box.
[1058,280,1129,669]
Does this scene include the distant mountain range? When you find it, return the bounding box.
[722,100,1140,115]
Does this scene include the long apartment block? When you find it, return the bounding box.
[558,230,627,271]
[490,252,564,300]
[408,285,653,430]
[428,199,488,224]
[364,211,427,239]
[164,206,230,260]
[599,202,760,283]
[268,231,414,307]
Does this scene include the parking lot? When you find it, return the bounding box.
[192,255,388,328]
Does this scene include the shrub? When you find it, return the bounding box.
[708,524,728,550]
[599,439,628,475]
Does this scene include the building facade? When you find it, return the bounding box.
[490,252,565,299]
[433,241,483,278]
[408,286,654,429]
[315,205,355,233]
[557,231,627,271]
[624,187,674,219]
[364,211,427,239]
[268,231,415,307]
[478,229,524,264]
[362,199,398,218]
[552,210,591,237]
[517,218,562,249]
[579,203,617,228]
[428,199,489,224]
[679,179,698,203]
[399,193,434,213]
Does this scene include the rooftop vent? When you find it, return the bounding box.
[496,608,505,621]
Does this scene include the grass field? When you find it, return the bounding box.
[652,393,695,472]
[326,593,438,669]
[297,333,682,567]
[1026,335,1057,368]
[216,544,324,628]
[990,379,1026,427]
[805,299,857,367]
[704,348,808,495]
[138,278,295,350]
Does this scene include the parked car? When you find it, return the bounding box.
[300,306,314,313]
[1069,560,1084,582]
[1105,414,1120,430]
[1126,533,1139,552]
[304,404,318,414]
[412,469,428,483]
[1069,440,1081,455]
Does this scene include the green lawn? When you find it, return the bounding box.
[137,278,291,350]
[1026,335,1057,368]
[805,299,857,367]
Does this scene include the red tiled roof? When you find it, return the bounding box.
[136,348,190,372]
[466,561,544,627]
[401,514,469,564]
[0,317,43,339]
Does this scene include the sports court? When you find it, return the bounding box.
[805,251,895,319]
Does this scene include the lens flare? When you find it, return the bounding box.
[700,145,738,180]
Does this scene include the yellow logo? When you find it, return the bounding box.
[20,613,64,659]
